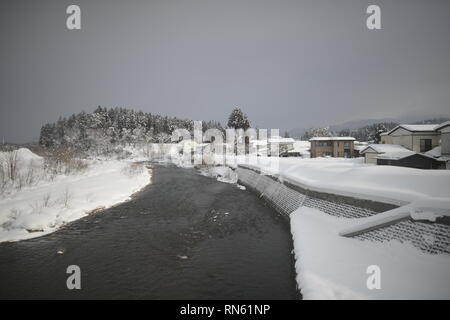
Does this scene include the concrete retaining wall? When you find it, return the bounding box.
[236,165,450,255]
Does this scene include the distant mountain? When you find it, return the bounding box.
[412,117,450,125]
[287,127,307,139]
[287,115,450,140]
[329,118,399,132]
[287,119,398,139]
[329,116,450,132]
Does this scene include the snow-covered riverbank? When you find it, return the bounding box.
[236,156,450,205]
[232,156,450,299]
[96,146,450,299]
[0,149,151,243]
[291,207,450,299]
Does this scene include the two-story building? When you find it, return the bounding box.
[436,121,450,158]
[309,137,355,158]
[431,121,450,169]
[380,124,440,153]
[371,122,450,169]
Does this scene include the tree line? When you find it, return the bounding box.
[39,106,224,152]
[301,122,398,143]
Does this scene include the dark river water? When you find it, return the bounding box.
[0,165,299,299]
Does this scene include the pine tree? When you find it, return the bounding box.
[38,106,220,152]
[227,108,251,130]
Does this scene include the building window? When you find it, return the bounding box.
[318,141,332,147]
[420,139,432,152]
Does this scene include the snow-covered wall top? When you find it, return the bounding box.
[235,157,450,206]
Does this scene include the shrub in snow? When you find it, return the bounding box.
[121,162,145,177]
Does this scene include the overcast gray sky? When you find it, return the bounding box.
[1,0,450,143]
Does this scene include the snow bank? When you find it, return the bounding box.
[291,207,450,299]
[239,157,450,205]
[14,148,43,162]
[0,152,151,243]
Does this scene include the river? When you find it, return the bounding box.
[0,165,299,299]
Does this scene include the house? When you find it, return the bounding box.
[380,124,440,153]
[435,121,450,166]
[376,151,445,169]
[353,141,369,157]
[423,146,450,170]
[377,121,450,169]
[248,137,295,156]
[280,140,311,158]
[309,137,355,158]
[359,144,411,164]
[268,137,295,155]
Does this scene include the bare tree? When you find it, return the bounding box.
[60,187,73,208]
[0,161,6,194]
[1,150,19,182]
[42,193,52,207]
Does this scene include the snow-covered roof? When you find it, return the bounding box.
[250,138,296,145]
[354,142,369,151]
[309,137,355,141]
[425,146,450,162]
[359,144,410,154]
[354,145,367,151]
[435,121,450,131]
[268,137,295,143]
[401,124,438,131]
[250,140,268,146]
[425,146,442,158]
[376,151,417,160]
[385,124,439,135]
[376,150,443,161]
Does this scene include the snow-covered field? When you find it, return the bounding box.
[0,149,151,243]
[237,156,450,205]
[291,207,450,299]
